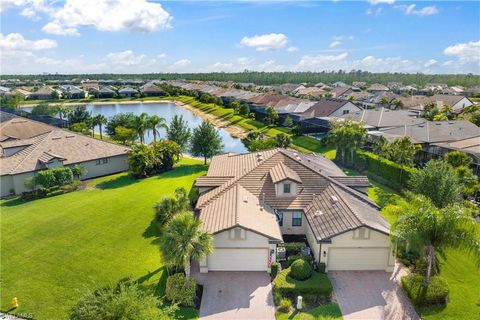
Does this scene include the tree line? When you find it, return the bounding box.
[4,71,480,87]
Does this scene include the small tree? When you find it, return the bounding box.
[36,170,57,188]
[133,113,150,143]
[148,115,167,142]
[327,119,367,164]
[154,187,190,227]
[265,107,279,126]
[24,176,36,191]
[113,126,137,145]
[389,195,480,286]
[409,160,462,208]
[166,115,191,151]
[282,115,293,128]
[161,212,213,288]
[106,113,137,136]
[93,114,108,139]
[387,137,420,166]
[190,121,223,164]
[152,140,182,172]
[445,151,472,168]
[275,133,292,148]
[68,106,91,125]
[239,103,250,116]
[127,144,157,178]
[247,137,277,152]
[71,165,87,180]
[31,102,55,116]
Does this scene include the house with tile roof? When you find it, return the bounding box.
[194,148,393,273]
[0,112,130,197]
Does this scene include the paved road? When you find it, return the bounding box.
[199,271,275,320]
[329,267,419,320]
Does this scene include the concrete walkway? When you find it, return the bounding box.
[199,272,275,320]
[329,265,419,320]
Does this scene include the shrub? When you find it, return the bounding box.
[287,255,313,266]
[401,274,449,306]
[165,273,196,307]
[278,242,305,255]
[60,180,82,193]
[278,298,292,313]
[271,262,281,279]
[318,262,326,274]
[290,259,312,281]
[274,268,333,299]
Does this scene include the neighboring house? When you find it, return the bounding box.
[29,86,55,100]
[333,81,348,87]
[399,94,473,112]
[428,137,480,175]
[277,83,305,94]
[0,86,10,95]
[81,81,100,92]
[58,85,86,99]
[367,83,389,93]
[139,83,165,96]
[330,86,353,98]
[464,85,480,98]
[299,98,362,118]
[0,112,130,197]
[98,86,117,98]
[6,88,32,100]
[194,148,393,273]
[294,87,327,98]
[339,108,424,130]
[352,81,367,89]
[118,86,138,97]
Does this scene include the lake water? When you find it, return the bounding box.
[86,103,247,153]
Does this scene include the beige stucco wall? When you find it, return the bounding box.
[275,180,298,197]
[279,210,306,235]
[200,228,276,273]
[330,102,362,117]
[305,221,321,262]
[0,175,14,197]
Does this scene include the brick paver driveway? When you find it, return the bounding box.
[329,266,419,320]
[199,271,275,320]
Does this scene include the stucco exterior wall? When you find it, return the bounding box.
[0,175,14,197]
[279,210,306,235]
[330,102,362,117]
[305,221,321,262]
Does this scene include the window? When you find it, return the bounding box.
[102,158,108,164]
[276,211,283,227]
[292,211,302,227]
[343,110,350,115]
[283,183,291,194]
[95,159,101,165]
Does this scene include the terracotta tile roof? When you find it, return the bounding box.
[299,98,353,118]
[0,112,130,175]
[269,163,302,184]
[195,176,234,187]
[195,148,389,241]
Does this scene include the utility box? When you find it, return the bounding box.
[297,296,303,310]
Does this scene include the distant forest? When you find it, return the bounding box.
[3,71,480,87]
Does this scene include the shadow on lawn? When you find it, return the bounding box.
[0,197,25,207]
[164,164,207,177]
[95,175,138,190]
[137,266,169,297]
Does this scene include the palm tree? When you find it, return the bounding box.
[161,212,213,288]
[148,115,167,142]
[94,114,107,139]
[390,195,480,286]
[134,113,150,143]
[55,104,71,127]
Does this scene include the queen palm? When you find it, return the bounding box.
[94,114,107,139]
[390,194,480,286]
[148,115,167,142]
[161,212,212,288]
[134,113,150,143]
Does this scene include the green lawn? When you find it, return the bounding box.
[276,303,343,320]
[0,158,206,320]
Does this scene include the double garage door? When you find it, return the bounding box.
[208,248,268,271]
[328,247,390,271]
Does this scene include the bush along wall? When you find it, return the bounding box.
[353,151,417,191]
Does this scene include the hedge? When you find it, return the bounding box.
[165,273,196,307]
[290,259,312,281]
[274,268,332,298]
[354,151,417,190]
[401,274,449,306]
[287,255,314,266]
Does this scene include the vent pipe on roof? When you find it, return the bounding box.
[330,195,339,204]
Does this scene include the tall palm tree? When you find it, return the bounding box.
[148,115,167,142]
[161,212,213,288]
[55,104,71,128]
[390,195,480,286]
[134,113,150,143]
[94,114,108,139]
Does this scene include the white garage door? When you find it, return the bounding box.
[208,248,268,271]
[328,248,389,271]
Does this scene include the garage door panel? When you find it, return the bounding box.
[209,248,268,271]
[329,248,389,271]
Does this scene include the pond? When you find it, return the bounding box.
[28,102,248,154]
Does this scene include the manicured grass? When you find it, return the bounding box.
[273,269,333,297]
[275,303,343,320]
[0,158,206,319]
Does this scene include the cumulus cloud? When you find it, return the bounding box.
[157,53,167,59]
[238,57,254,66]
[287,46,299,52]
[41,0,172,36]
[296,53,348,70]
[395,4,439,16]
[239,33,288,51]
[105,50,146,66]
[368,0,395,4]
[424,59,437,67]
[0,33,57,51]
[171,59,191,69]
[444,40,480,64]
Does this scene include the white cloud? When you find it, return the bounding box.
[368,0,395,4]
[424,59,437,67]
[366,7,382,16]
[0,33,57,51]
[157,53,167,59]
[444,40,480,64]
[105,50,146,66]
[238,57,254,66]
[41,0,172,36]
[329,41,341,48]
[239,33,288,51]
[287,46,299,52]
[395,4,439,16]
[172,59,191,69]
[296,53,348,69]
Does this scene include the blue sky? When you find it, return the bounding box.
[1,0,479,74]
